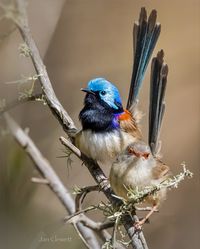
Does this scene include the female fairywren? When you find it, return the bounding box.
[109,49,170,227]
[109,141,170,227]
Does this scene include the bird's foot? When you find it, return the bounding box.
[136,206,159,212]
[134,204,158,230]
[99,178,109,191]
[134,218,147,230]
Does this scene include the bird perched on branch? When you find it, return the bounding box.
[75,7,170,227]
[75,77,141,162]
[109,50,170,228]
[75,8,160,164]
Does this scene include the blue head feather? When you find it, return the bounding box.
[80,78,124,131]
[86,78,122,110]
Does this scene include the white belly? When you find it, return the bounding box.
[75,129,136,163]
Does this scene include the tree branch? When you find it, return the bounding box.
[15,0,77,137]
[31,177,49,184]
[74,185,100,212]
[0,93,43,115]
[79,216,125,249]
[4,113,100,249]
[60,137,149,249]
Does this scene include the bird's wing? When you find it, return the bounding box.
[152,160,170,180]
[118,110,142,139]
[127,7,161,110]
[148,50,168,156]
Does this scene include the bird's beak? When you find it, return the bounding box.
[80,88,95,95]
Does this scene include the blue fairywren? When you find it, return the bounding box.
[75,77,141,163]
[75,8,161,164]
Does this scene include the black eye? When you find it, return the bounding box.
[100,90,106,96]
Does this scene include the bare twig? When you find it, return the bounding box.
[59,136,113,199]
[60,136,81,157]
[75,185,99,212]
[136,207,159,212]
[31,177,49,184]
[80,216,112,241]
[0,93,43,115]
[112,214,121,248]
[77,216,125,249]
[15,0,77,136]
[59,137,114,202]
[64,207,125,249]
[4,113,100,249]
[64,206,97,223]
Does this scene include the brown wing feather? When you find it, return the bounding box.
[119,110,142,139]
[152,159,170,180]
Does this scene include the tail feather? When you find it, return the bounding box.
[148,50,168,156]
[127,8,161,110]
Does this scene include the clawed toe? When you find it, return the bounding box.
[134,217,150,230]
[134,221,143,230]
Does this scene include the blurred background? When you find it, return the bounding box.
[0,0,199,248]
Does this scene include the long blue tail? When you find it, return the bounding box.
[148,50,168,155]
[127,8,161,110]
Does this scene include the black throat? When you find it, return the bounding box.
[79,93,123,132]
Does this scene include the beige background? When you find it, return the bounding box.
[0,0,199,249]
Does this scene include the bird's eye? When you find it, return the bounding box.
[100,90,106,96]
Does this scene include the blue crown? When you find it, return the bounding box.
[87,78,122,110]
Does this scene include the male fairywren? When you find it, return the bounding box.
[75,77,141,163]
[75,7,160,164]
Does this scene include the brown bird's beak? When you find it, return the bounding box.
[80,88,95,95]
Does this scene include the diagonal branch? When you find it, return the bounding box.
[4,113,100,249]
[60,137,149,249]
[15,0,77,137]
